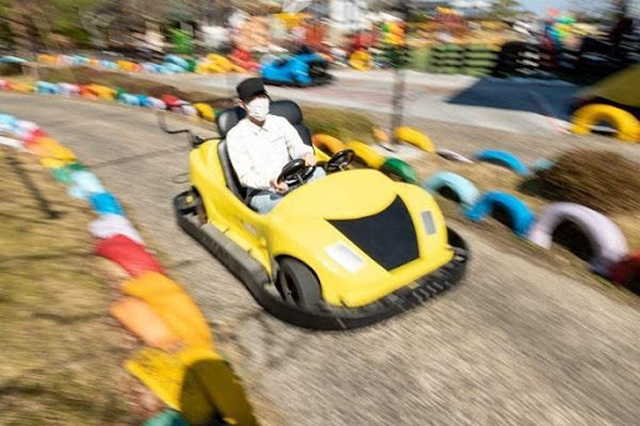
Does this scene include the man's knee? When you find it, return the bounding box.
[250,192,283,214]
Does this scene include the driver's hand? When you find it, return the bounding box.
[270,179,289,194]
[303,153,317,167]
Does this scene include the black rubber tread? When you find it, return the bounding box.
[173,191,469,330]
[277,257,323,309]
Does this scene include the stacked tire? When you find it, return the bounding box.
[494,41,541,77]
[428,44,465,75]
[461,44,500,77]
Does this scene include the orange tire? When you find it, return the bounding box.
[122,272,213,348]
[312,134,346,155]
[111,297,181,350]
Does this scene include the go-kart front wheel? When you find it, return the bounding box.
[276,257,322,309]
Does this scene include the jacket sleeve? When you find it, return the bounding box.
[281,117,313,159]
[227,130,268,190]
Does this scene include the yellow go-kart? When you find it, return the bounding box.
[163,101,469,330]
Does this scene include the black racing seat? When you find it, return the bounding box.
[216,100,314,201]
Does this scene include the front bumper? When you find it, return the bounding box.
[174,191,469,330]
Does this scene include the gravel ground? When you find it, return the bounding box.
[1,92,638,426]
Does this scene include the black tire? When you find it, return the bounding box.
[276,257,322,309]
[192,189,208,225]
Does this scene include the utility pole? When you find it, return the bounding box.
[389,1,410,144]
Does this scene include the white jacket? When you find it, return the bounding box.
[227,114,313,190]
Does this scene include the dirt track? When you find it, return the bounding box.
[1,92,638,426]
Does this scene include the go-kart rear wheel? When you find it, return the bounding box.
[276,258,322,310]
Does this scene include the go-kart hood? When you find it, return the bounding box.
[266,168,455,307]
[273,169,396,219]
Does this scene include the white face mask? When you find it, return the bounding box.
[246,97,270,122]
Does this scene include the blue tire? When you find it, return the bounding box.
[465,191,535,237]
[164,55,189,70]
[90,192,124,216]
[475,150,530,176]
[422,172,480,209]
[119,93,140,106]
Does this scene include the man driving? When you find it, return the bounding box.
[227,78,325,214]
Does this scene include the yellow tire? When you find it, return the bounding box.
[195,62,211,74]
[372,127,390,143]
[572,104,640,143]
[194,103,215,121]
[123,272,213,348]
[12,83,34,93]
[345,140,386,169]
[349,51,373,71]
[394,126,435,153]
[230,64,247,73]
[312,134,346,155]
[89,84,116,100]
[206,54,234,73]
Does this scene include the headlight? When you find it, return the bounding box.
[325,243,365,273]
[421,211,436,235]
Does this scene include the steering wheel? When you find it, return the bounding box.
[277,159,316,186]
[326,149,355,173]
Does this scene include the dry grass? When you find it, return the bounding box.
[302,106,376,144]
[0,147,139,424]
[537,149,640,214]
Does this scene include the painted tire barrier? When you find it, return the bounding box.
[380,158,419,184]
[143,410,189,426]
[90,192,125,216]
[572,104,640,143]
[89,84,116,100]
[345,140,386,169]
[312,134,346,155]
[0,55,27,63]
[126,347,256,425]
[2,113,255,422]
[89,214,144,244]
[194,103,215,121]
[119,93,142,106]
[51,162,85,184]
[35,81,61,95]
[422,172,481,209]
[349,50,373,71]
[475,149,530,176]
[610,253,640,293]
[181,104,198,117]
[164,55,190,70]
[372,127,390,143]
[527,202,629,275]
[111,297,181,350]
[531,158,555,173]
[123,272,213,348]
[1,78,211,122]
[68,170,106,198]
[161,94,183,110]
[394,127,435,153]
[147,97,168,110]
[436,149,474,163]
[95,234,164,277]
[465,191,535,237]
[57,83,80,96]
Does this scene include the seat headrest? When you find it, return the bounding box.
[216,100,304,138]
